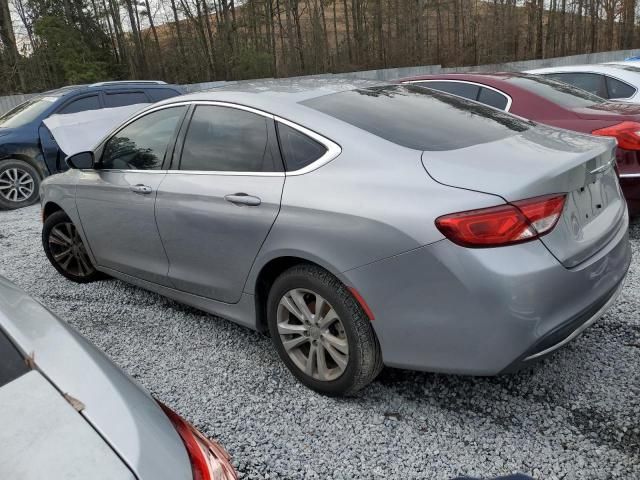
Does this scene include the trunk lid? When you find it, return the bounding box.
[422,124,626,268]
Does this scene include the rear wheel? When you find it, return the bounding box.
[43,211,102,283]
[0,159,40,210]
[267,264,382,396]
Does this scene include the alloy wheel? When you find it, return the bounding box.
[277,288,349,381]
[0,167,34,203]
[48,222,95,277]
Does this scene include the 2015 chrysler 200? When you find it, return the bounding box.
[40,80,631,396]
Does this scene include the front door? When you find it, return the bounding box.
[75,105,188,285]
[155,104,285,303]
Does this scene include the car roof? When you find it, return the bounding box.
[155,77,387,118]
[40,81,180,98]
[527,63,640,76]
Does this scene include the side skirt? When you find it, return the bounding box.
[99,267,258,330]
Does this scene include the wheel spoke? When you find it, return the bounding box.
[316,344,330,380]
[323,332,349,355]
[77,253,93,275]
[280,294,305,321]
[6,169,16,181]
[58,253,73,270]
[51,227,72,246]
[282,335,309,352]
[290,290,314,322]
[317,307,339,330]
[53,248,72,261]
[277,322,307,336]
[323,341,348,370]
[304,344,317,376]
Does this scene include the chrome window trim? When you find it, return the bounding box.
[619,173,640,178]
[97,100,341,177]
[274,116,342,176]
[402,79,513,112]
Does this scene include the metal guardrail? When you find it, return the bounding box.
[2,48,640,115]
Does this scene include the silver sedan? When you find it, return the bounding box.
[40,80,631,395]
[0,276,237,480]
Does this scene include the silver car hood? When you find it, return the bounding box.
[0,371,134,480]
[0,277,192,480]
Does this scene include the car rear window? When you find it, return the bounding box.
[301,85,531,151]
[505,75,606,108]
[0,329,28,388]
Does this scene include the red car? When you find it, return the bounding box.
[400,72,640,214]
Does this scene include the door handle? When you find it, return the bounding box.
[224,193,261,206]
[130,184,153,195]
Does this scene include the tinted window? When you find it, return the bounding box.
[104,92,149,108]
[478,87,509,110]
[180,105,278,172]
[302,85,531,151]
[101,106,186,170]
[58,95,101,115]
[147,88,181,102]
[506,75,606,107]
[277,123,327,171]
[0,330,28,388]
[543,72,607,98]
[606,76,636,99]
[0,96,57,128]
[417,81,480,101]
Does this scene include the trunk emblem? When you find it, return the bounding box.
[589,158,615,175]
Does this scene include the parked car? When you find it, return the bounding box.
[0,80,183,210]
[0,275,237,480]
[40,80,631,396]
[400,72,640,214]
[526,63,640,102]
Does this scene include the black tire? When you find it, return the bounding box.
[0,159,41,210]
[267,264,383,396]
[42,210,103,283]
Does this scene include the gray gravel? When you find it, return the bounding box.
[1,205,639,479]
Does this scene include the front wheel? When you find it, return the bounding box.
[42,211,102,283]
[267,264,383,396]
[0,159,40,210]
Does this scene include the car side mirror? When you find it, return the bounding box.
[66,151,95,170]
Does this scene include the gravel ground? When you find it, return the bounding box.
[1,205,639,479]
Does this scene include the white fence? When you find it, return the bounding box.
[2,47,640,115]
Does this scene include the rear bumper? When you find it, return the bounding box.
[343,213,631,375]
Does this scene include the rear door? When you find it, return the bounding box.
[155,103,285,303]
[75,105,188,285]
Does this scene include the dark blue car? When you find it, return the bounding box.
[0,81,183,209]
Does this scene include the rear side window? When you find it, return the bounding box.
[478,87,509,110]
[101,106,186,170]
[147,88,181,102]
[302,85,531,151]
[180,105,279,172]
[58,95,101,115]
[277,123,327,171]
[606,76,636,99]
[104,91,149,108]
[417,81,480,101]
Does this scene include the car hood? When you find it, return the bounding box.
[0,277,193,480]
[0,127,16,138]
[572,101,640,121]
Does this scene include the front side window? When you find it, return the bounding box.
[180,105,279,172]
[58,95,101,115]
[506,75,606,107]
[104,92,149,108]
[543,72,608,98]
[277,123,327,171]
[101,106,186,170]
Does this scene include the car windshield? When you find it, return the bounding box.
[505,75,606,108]
[0,96,58,128]
[302,84,531,151]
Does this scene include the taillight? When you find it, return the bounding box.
[435,194,566,248]
[592,121,640,151]
[159,403,238,480]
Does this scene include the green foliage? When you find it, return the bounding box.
[34,15,109,84]
[233,47,273,79]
